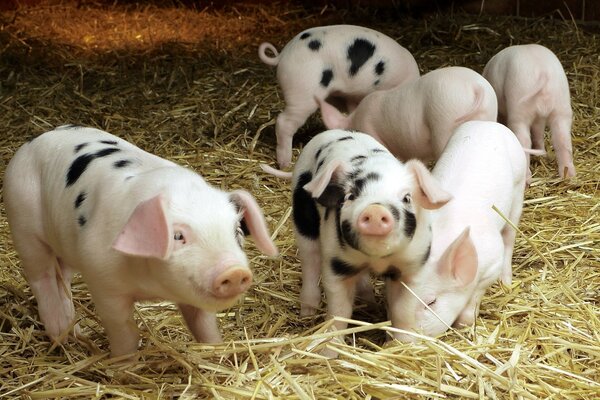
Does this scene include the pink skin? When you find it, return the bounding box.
[320,66,498,163]
[390,121,527,342]
[3,127,277,357]
[259,24,420,168]
[483,44,575,182]
[357,204,394,236]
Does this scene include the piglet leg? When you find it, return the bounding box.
[276,98,319,168]
[178,304,222,343]
[530,117,547,151]
[320,271,358,357]
[298,236,322,317]
[21,240,76,343]
[90,291,138,357]
[549,113,576,178]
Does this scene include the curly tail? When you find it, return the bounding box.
[456,84,485,125]
[258,42,281,67]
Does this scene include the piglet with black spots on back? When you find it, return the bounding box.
[258,25,420,168]
[3,126,278,357]
[289,129,451,357]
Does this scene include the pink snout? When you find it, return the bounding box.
[357,204,394,236]
[212,266,253,299]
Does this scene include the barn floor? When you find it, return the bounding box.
[0,1,598,398]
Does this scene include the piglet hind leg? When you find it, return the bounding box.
[549,113,576,178]
[19,240,77,344]
[178,304,222,343]
[275,98,320,168]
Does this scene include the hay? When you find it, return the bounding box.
[0,1,598,398]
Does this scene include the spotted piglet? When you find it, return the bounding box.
[3,126,277,357]
[291,129,451,356]
[258,25,420,168]
[389,121,527,342]
[483,44,575,181]
[320,66,498,162]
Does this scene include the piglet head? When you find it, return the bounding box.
[389,227,479,342]
[112,180,277,312]
[303,155,446,258]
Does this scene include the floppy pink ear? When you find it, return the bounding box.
[303,159,347,198]
[406,159,452,210]
[230,190,278,257]
[437,227,478,287]
[112,194,172,259]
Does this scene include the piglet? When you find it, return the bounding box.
[3,125,277,356]
[290,129,451,356]
[259,24,420,168]
[388,121,527,342]
[320,66,497,162]
[483,44,575,181]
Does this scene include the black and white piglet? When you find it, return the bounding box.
[290,129,451,354]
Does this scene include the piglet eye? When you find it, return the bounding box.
[403,194,411,205]
[344,193,355,202]
[426,298,437,307]
[174,231,185,243]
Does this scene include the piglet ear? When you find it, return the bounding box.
[112,194,172,260]
[437,227,478,287]
[230,190,278,257]
[406,159,452,210]
[303,159,348,207]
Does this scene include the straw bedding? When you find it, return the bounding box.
[0,1,598,398]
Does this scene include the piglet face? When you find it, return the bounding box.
[390,228,479,342]
[303,157,450,258]
[113,172,276,312]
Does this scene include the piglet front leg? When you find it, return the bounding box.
[320,269,360,358]
[178,304,222,343]
[90,291,139,357]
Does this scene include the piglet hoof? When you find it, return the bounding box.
[300,303,318,317]
[559,163,576,179]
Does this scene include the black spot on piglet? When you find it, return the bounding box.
[320,69,333,88]
[293,172,320,240]
[113,159,132,168]
[308,39,322,51]
[74,143,89,153]
[375,61,385,76]
[74,192,86,208]
[404,209,416,239]
[331,257,361,277]
[66,147,121,187]
[78,215,87,227]
[347,38,376,76]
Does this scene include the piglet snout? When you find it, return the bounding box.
[357,204,394,236]
[212,266,253,299]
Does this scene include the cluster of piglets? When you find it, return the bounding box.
[260,25,576,349]
[2,24,576,358]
